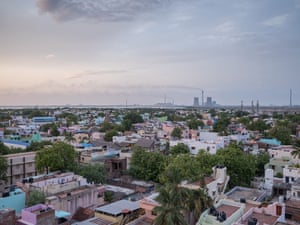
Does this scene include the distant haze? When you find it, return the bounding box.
[0,0,299,106]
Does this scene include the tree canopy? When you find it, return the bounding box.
[104,130,118,142]
[76,163,106,184]
[171,127,182,139]
[0,155,8,181]
[129,147,167,183]
[169,143,190,155]
[35,142,77,173]
[268,125,292,145]
[122,112,144,131]
[27,190,46,207]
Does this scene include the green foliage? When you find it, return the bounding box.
[0,142,25,155]
[57,112,78,126]
[160,152,216,184]
[104,191,114,203]
[291,147,300,159]
[269,126,292,145]
[77,163,106,184]
[40,123,60,136]
[154,185,188,225]
[122,112,143,131]
[238,117,251,126]
[169,143,190,155]
[0,142,10,155]
[275,172,283,178]
[213,113,230,135]
[187,119,204,130]
[26,141,52,152]
[254,151,270,176]
[104,130,118,142]
[0,155,8,181]
[99,122,115,132]
[171,127,182,139]
[27,190,46,206]
[35,142,77,173]
[154,168,212,225]
[215,145,257,188]
[129,147,167,183]
[247,119,270,133]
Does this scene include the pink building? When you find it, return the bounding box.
[17,204,70,225]
[18,204,55,225]
[139,193,159,222]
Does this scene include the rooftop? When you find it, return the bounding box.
[95,199,140,216]
[72,217,113,225]
[240,212,278,225]
[226,186,267,202]
[216,204,240,218]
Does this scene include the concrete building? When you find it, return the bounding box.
[264,158,293,177]
[2,139,30,149]
[138,192,159,223]
[290,178,300,200]
[0,183,25,215]
[283,165,300,184]
[170,139,224,155]
[19,172,105,216]
[194,97,200,107]
[268,145,299,163]
[31,117,56,125]
[5,152,37,185]
[0,128,4,140]
[233,201,286,225]
[0,208,16,225]
[17,203,70,225]
[17,204,56,225]
[181,166,230,203]
[197,199,245,225]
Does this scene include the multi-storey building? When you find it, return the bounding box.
[5,152,37,185]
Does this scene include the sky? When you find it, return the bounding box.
[0,0,300,106]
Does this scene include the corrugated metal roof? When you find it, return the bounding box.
[95,200,140,216]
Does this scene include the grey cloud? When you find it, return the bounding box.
[68,69,129,79]
[36,0,172,22]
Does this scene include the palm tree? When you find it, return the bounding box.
[153,186,188,225]
[184,188,213,225]
[291,146,300,159]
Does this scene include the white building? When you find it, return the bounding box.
[170,139,224,155]
[283,165,300,184]
[268,145,299,163]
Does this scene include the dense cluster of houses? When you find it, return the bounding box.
[0,108,300,224]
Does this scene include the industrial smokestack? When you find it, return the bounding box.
[290,89,292,107]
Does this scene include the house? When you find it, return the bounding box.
[181,165,229,203]
[290,178,300,200]
[19,172,105,215]
[136,192,159,224]
[5,152,38,185]
[17,204,70,225]
[2,139,30,149]
[283,165,300,184]
[233,201,286,225]
[0,182,25,215]
[94,199,142,225]
[170,139,224,155]
[0,128,4,140]
[0,208,16,225]
[135,138,155,151]
[197,199,245,225]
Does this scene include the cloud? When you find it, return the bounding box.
[263,14,289,27]
[45,54,55,59]
[36,0,172,22]
[68,69,129,79]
